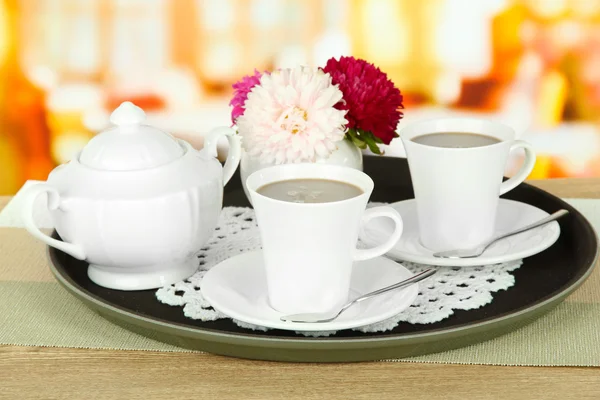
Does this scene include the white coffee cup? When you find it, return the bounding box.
[400,118,536,252]
[246,164,403,314]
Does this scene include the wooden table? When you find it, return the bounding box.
[2,178,600,400]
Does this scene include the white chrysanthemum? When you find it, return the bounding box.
[237,66,348,164]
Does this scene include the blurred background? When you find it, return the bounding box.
[2,0,600,194]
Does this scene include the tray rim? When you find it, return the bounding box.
[46,184,599,353]
[48,247,598,347]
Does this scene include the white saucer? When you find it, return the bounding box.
[200,251,419,332]
[360,199,561,267]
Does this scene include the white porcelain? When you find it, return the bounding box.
[400,118,537,252]
[246,163,403,315]
[20,101,242,291]
[359,199,561,267]
[240,137,363,204]
[200,250,419,331]
[78,101,185,170]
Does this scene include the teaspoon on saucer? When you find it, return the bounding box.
[433,209,569,259]
[280,269,436,323]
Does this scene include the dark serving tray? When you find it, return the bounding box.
[47,156,598,362]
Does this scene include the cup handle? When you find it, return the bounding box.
[499,140,536,195]
[354,206,403,261]
[20,183,86,260]
[203,127,242,186]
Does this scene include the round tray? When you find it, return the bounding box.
[48,156,598,362]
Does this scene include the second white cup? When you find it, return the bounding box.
[400,118,537,252]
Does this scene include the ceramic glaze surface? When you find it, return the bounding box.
[246,163,403,314]
[400,118,536,252]
[200,250,419,332]
[360,199,561,267]
[50,183,221,268]
[20,101,241,290]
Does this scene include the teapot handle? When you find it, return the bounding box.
[21,183,86,260]
[203,127,242,186]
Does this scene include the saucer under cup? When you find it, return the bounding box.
[200,251,419,332]
[360,199,561,267]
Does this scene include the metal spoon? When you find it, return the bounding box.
[433,209,569,259]
[280,268,436,323]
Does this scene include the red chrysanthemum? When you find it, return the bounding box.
[323,56,404,147]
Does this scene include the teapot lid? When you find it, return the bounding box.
[78,101,184,171]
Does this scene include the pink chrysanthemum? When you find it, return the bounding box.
[323,56,404,146]
[229,69,266,124]
[236,66,348,164]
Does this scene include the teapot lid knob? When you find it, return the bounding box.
[78,101,185,171]
[110,101,146,127]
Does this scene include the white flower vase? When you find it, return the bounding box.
[240,138,363,205]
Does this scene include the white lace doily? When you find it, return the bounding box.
[156,206,522,336]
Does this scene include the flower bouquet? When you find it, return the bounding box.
[230,56,404,198]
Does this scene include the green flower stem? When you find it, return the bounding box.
[345,128,385,155]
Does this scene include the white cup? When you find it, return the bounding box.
[400,118,536,252]
[246,164,404,314]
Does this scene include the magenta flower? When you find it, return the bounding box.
[323,56,404,150]
[230,69,267,124]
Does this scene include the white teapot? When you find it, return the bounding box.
[21,101,241,290]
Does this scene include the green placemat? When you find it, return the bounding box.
[1,199,599,366]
